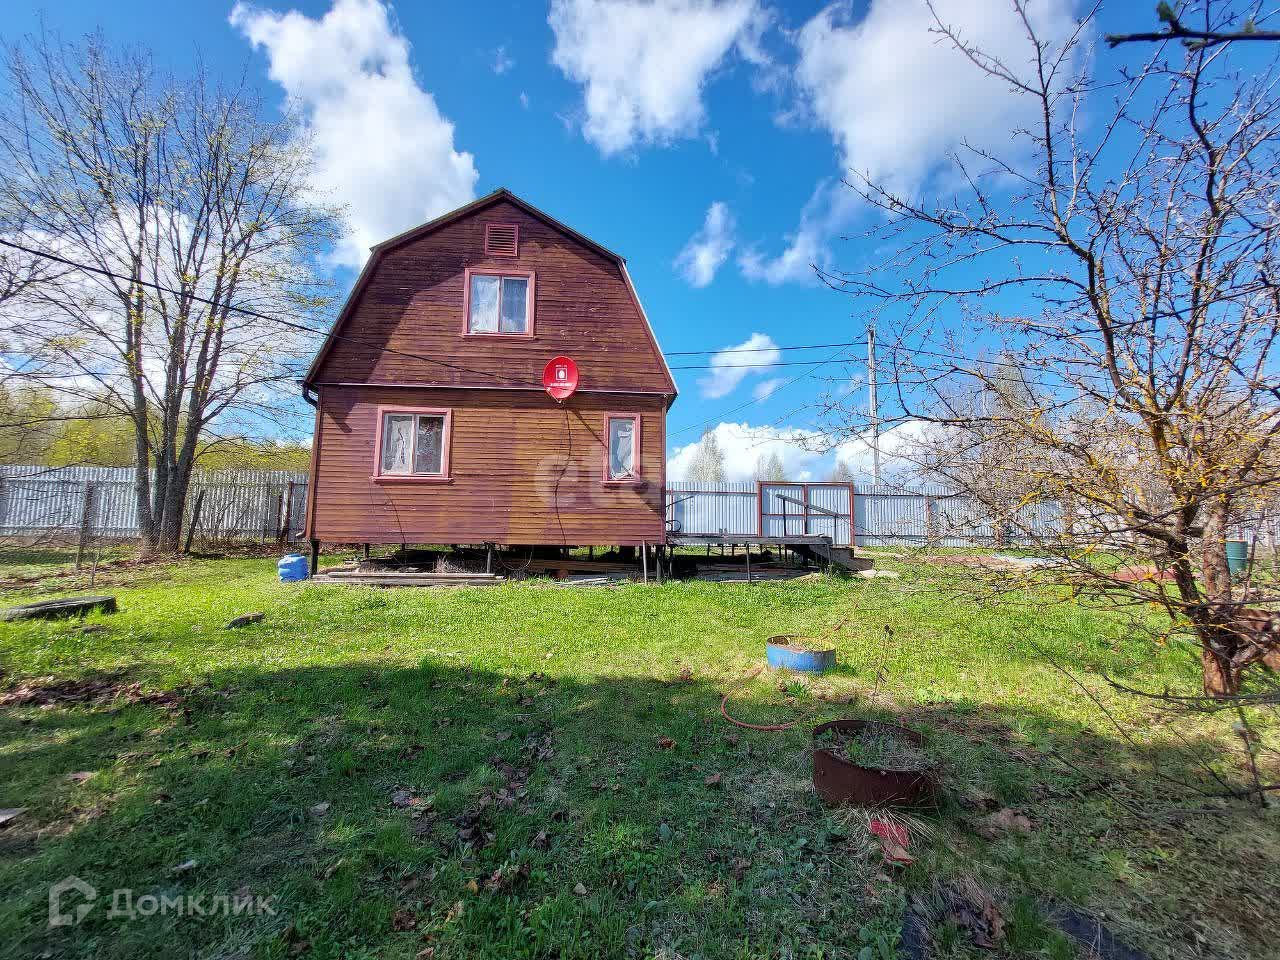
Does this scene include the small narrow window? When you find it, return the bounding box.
[605,415,640,482]
[484,222,518,257]
[466,271,532,335]
[377,410,450,479]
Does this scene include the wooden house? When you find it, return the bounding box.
[301,189,677,564]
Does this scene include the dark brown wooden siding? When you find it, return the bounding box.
[311,386,666,546]
[311,199,671,394]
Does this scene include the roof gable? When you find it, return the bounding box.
[304,190,676,396]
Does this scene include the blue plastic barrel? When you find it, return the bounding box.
[1225,540,1249,576]
[766,636,836,673]
[278,553,309,582]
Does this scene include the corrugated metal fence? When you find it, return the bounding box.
[0,466,308,542]
[665,480,1060,547]
[4,467,1268,553]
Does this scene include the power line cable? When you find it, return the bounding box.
[666,339,864,356]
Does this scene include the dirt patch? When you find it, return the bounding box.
[0,673,185,709]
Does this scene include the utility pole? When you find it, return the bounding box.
[867,321,881,486]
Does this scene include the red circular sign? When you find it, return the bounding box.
[543,356,579,401]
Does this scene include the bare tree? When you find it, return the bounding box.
[819,0,1280,697]
[0,31,340,553]
[1108,1,1280,48]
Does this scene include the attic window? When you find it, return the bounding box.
[484,222,519,257]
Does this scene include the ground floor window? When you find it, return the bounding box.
[376,408,451,479]
[604,414,640,482]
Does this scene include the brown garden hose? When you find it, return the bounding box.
[719,665,800,731]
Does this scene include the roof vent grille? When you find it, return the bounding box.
[484,222,519,257]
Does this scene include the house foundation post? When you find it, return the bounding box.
[309,539,320,575]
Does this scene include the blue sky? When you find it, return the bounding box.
[6,0,1148,480]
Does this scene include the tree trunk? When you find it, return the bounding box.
[157,460,195,553]
[1201,496,1233,605]
[1197,497,1240,697]
[1202,644,1240,698]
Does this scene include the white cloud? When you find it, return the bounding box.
[674,201,736,287]
[667,418,930,482]
[548,0,769,154]
[752,377,783,401]
[738,180,863,285]
[744,0,1081,283]
[492,45,514,75]
[519,91,530,109]
[700,332,780,399]
[669,421,827,482]
[831,419,932,482]
[231,0,478,269]
[796,0,1080,192]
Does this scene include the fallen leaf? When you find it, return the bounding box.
[941,878,1005,949]
[704,772,723,789]
[869,818,913,865]
[656,736,676,750]
[464,879,479,894]
[445,900,464,921]
[392,908,418,931]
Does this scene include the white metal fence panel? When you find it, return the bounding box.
[808,484,854,545]
[667,481,1059,548]
[665,481,757,537]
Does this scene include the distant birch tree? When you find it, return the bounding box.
[754,451,786,482]
[687,428,728,485]
[0,31,341,553]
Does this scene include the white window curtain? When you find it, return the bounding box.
[469,274,528,334]
[468,275,500,332]
[608,418,636,479]
[381,415,415,474]
[414,416,445,474]
[499,277,529,333]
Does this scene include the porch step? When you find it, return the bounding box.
[793,541,875,574]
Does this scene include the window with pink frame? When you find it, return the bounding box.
[376,409,451,479]
[466,271,532,335]
[604,415,640,482]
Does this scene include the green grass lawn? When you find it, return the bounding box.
[0,552,1276,959]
